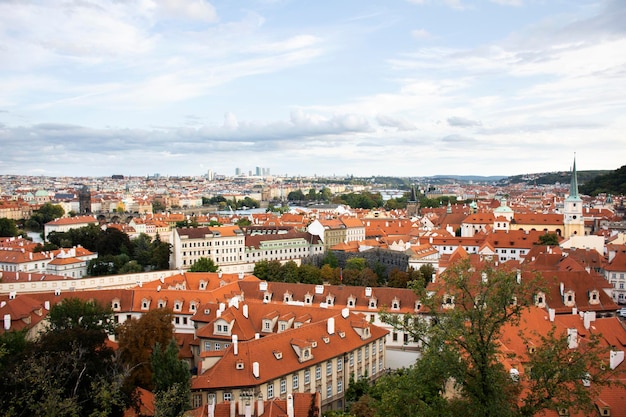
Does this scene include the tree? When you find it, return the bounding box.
[151,233,172,270]
[118,308,175,390]
[188,257,218,272]
[279,260,300,283]
[0,218,18,237]
[287,189,305,201]
[299,263,323,284]
[47,297,115,334]
[26,202,65,230]
[97,227,132,256]
[151,339,191,417]
[536,232,560,246]
[378,258,617,417]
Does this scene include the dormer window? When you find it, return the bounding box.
[263,291,272,303]
[368,298,377,309]
[535,292,546,308]
[190,303,197,312]
[443,295,455,309]
[174,301,182,312]
[326,295,334,306]
[415,301,422,311]
[141,299,150,310]
[273,351,283,360]
[158,299,166,308]
[283,292,292,303]
[564,290,575,307]
[112,300,120,311]
[391,298,400,310]
[304,294,312,305]
[236,360,245,369]
[199,280,207,290]
[589,290,600,305]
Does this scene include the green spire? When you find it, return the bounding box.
[568,156,579,199]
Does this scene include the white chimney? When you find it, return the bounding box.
[287,394,294,417]
[9,291,16,300]
[238,272,244,280]
[44,300,50,310]
[431,273,436,283]
[216,310,221,318]
[481,272,487,283]
[0,301,4,308]
[255,333,260,339]
[208,398,215,417]
[4,314,11,330]
[230,398,235,417]
[253,361,260,378]
[243,304,249,318]
[583,311,596,330]
[365,287,372,297]
[516,271,521,284]
[560,282,564,296]
[327,317,335,335]
[218,271,223,279]
[257,394,264,416]
[233,335,238,356]
[610,351,625,370]
[549,308,555,322]
[244,401,252,417]
[568,328,578,349]
[342,308,349,318]
[219,302,226,311]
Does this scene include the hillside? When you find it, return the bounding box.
[497,170,610,187]
[579,165,626,196]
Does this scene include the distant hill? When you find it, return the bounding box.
[428,175,506,184]
[497,170,610,187]
[579,165,626,196]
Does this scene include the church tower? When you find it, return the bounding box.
[563,157,584,237]
[406,185,420,218]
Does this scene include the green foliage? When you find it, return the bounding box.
[345,257,367,271]
[26,202,65,231]
[333,192,384,209]
[0,218,19,237]
[535,232,560,246]
[579,165,626,196]
[188,257,218,272]
[47,297,115,334]
[236,217,252,227]
[151,339,191,417]
[152,200,166,212]
[288,189,306,201]
[322,251,339,268]
[97,227,132,256]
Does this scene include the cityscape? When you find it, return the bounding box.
[2,0,626,416]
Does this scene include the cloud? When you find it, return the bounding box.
[155,0,218,22]
[376,114,417,131]
[447,116,482,127]
[411,29,432,40]
[490,0,523,6]
[441,134,476,143]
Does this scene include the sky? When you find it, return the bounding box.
[0,0,625,178]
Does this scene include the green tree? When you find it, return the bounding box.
[279,260,300,283]
[47,297,115,334]
[378,258,617,417]
[188,257,219,272]
[536,232,560,246]
[299,263,323,284]
[0,218,18,237]
[132,233,154,268]
[26,202,65,231]
[288,189,305,201]
[152,200,166,212]
[97,227,132,256]
[322,251,339,268]
[151,339,191,417]
[236,217,252,227]
[151,233,172,270]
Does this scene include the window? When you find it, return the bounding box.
[337,379,343,393]
[349,352,354,366]
[214,343,221,351]
[392,332,398,342]
[365,345,369,357]
[280,379,287,394]
[337,357,343,372]
[316,365,321,380]
[304,370,310,384]
[293,374,299,389]
[223,392,231,402]
[193,394,202,408]
[268,383,274,399]
[358,349,362,362]
[326,361,332,376]
[379,339,383,352]
[327,383,332,398]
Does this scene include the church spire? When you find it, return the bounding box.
[568,156,579,199]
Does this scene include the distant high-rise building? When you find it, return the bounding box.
[255,166,261,176]
[235,168,241,176]
[207,169,214,181]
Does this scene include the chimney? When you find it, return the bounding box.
[255,333,260,340]
[327,317,335,335]
[516,271,521,284]
[233,335,238,356]
[208,397,215,417]
[549,308,555,322]
[0,301,5,308]
[431,273,436,283]
[610,351,625,370]
[256,394,264,416]
[238,271,244,280]
[342,308,349,318]
[218,271,223,279]
[230,398,236,417]
[4,314,10,331]
[216,310,222,318]
[44,300,50,310]
[287,394,294,417]
[559,282,564,296]
[568,328,578,349]
[583,311,596,330]
[253,362,260,378]
[243,304,249,318]
[219,302,226,311]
